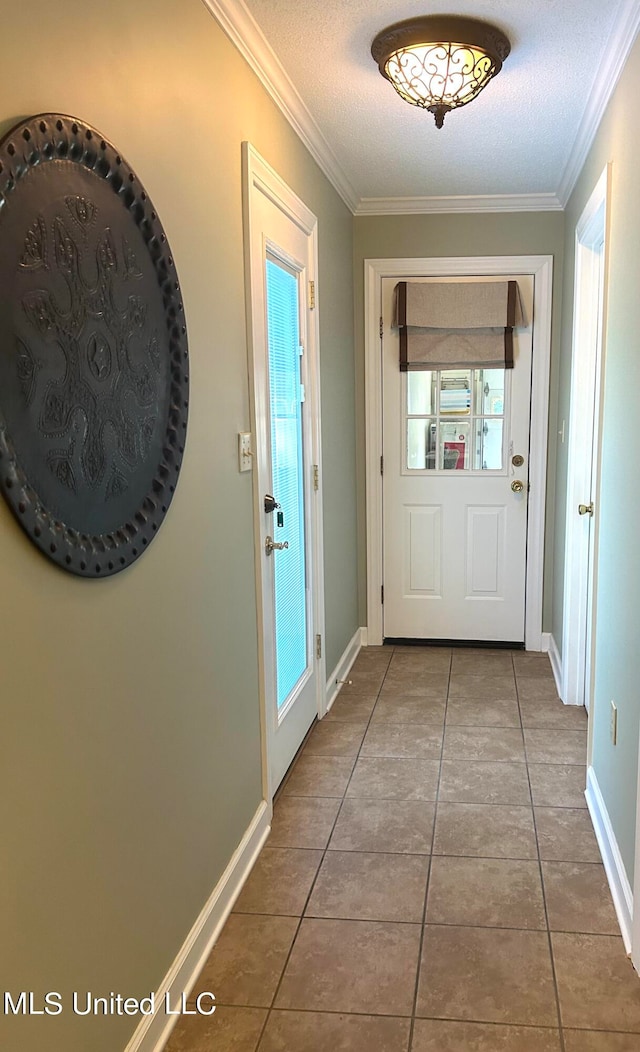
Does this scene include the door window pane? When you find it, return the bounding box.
[440,370,471,414]
[408,418,436,469]
[407,371,435,415]
[475,418,504,470]
[439,421,470,470]
[266,258,308,709]
[474,368,505,415]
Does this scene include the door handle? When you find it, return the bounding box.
[578,502,594,516]
[265,535,289,555]
[511,479,524,493]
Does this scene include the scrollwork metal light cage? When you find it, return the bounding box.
[371,15,511,128]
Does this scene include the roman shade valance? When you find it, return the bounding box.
[393,280,525,370]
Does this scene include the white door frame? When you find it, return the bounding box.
[243,143,326,802]
[365,255,553,649]
[634,729,640,970]
[562,165,610,716]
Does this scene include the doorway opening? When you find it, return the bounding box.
[364,256,553,650]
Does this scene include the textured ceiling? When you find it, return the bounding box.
[238,0,635,207]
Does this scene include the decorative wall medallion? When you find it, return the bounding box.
[0,114,189,576]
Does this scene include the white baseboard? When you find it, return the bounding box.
[324,626,363,713]
[585,765,633,953]
[546,633,564,701]
[124,800,272,1052]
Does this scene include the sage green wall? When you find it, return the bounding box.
[0,2,356,1050]
[353,213,566,630]
[552,34,640,882]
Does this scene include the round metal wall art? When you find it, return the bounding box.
[0,114,189,576]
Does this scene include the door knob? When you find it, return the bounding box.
[578,502,594,516]
[265,535,289,555]
[511,479,524,493]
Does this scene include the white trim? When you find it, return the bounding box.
[324,627,362,714]
[243,141,318,235]
[124,801,271,1052]
[540,632,551,652]
[633,721,640,970]
[558,0,640,206]
[546,633,565,701]
[525,260,553,652]
[201,0,358,212]
[355,193,563,216]
[310,252,328,719]
[585,766,633,955]
[562,166,610,714]
[243,142,326,798]
[364,256,553,648]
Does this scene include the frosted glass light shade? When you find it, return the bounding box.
[372,16,510,128]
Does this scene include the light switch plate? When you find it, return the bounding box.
[238,432,253,472]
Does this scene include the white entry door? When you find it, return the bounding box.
[563,167,609,711]
[244,145,324,797]
[382,274,534,643]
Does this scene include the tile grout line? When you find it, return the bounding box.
[407,649,451,1052]
[515,654,568,1052]
[231,910,611,936]
[211,1002,604,1030]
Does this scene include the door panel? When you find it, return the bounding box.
[466,506,505,597]
[383,274,534,642]
[407,505,441,593]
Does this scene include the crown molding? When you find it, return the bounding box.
[201,0,359,212]
[204,0,640,218]
[557,0,640,206]
[354,193,563,215]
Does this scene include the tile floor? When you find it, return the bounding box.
[165,646,640,1051]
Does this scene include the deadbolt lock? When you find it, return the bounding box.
[578,503,594,516]
[511,479,524,493]
[512,454,524,467]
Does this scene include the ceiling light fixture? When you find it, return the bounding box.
[371,15,511,128]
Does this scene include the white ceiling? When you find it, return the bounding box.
[209,0,640,212]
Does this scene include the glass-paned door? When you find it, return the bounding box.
[382,274,534,642]
[265,257,309,711]
[245,143,323,798]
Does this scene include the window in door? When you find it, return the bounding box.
[406,367,507,472]
[265,255,308,711]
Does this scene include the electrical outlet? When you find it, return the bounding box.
[610,700,618,745]
[238,432,253,472]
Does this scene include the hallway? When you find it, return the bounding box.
[166,647,640,1051]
